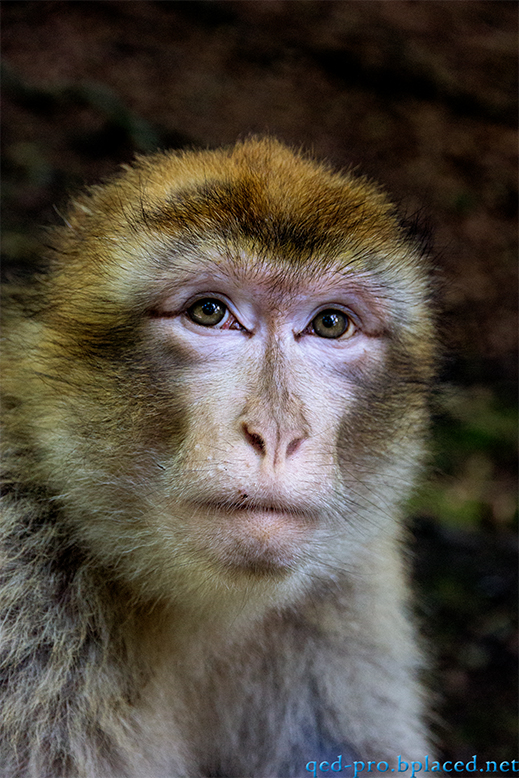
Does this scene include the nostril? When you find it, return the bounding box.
[242,424,266,455]
[286,437,304,457]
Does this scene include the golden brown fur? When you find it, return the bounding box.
[1,138,436,777]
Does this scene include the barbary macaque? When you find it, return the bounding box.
[1,138,436,777]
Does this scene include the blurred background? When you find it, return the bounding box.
[1,1,517,772]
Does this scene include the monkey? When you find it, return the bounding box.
[0,137,437,778]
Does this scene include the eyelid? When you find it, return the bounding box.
[313,302,358,320]
[184,291,218,305]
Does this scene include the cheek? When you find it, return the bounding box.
[132,350,241,460]
[178,369,247,455]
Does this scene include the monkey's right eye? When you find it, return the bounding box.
[187,299,227,327]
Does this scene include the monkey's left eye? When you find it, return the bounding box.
[187,298,227,327]
[311,309,355,339]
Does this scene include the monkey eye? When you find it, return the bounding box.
[311,309,355,339]
[186,298,229,327]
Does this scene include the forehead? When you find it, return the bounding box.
[144,177,398,269]
[58,141,425,315]
[131,186,408,315]
[157,245,364,299]
[116,138,405,271]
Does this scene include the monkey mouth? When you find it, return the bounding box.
[188,499,314,577]
[191,497,317,521]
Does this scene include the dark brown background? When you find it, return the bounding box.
[1,1,517,772]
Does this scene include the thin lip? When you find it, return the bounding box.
[190,498,316,520]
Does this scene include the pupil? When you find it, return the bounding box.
[202,301,218,315]
[322,314,338,328]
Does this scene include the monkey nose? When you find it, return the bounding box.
[241,423,305,464]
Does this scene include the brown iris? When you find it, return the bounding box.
[187,299,226,327]
[312,309,352,339]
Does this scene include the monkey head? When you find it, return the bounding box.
[2,138,435,619]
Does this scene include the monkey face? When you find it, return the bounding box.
[142,255,388,580]
[3,139,434,615]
